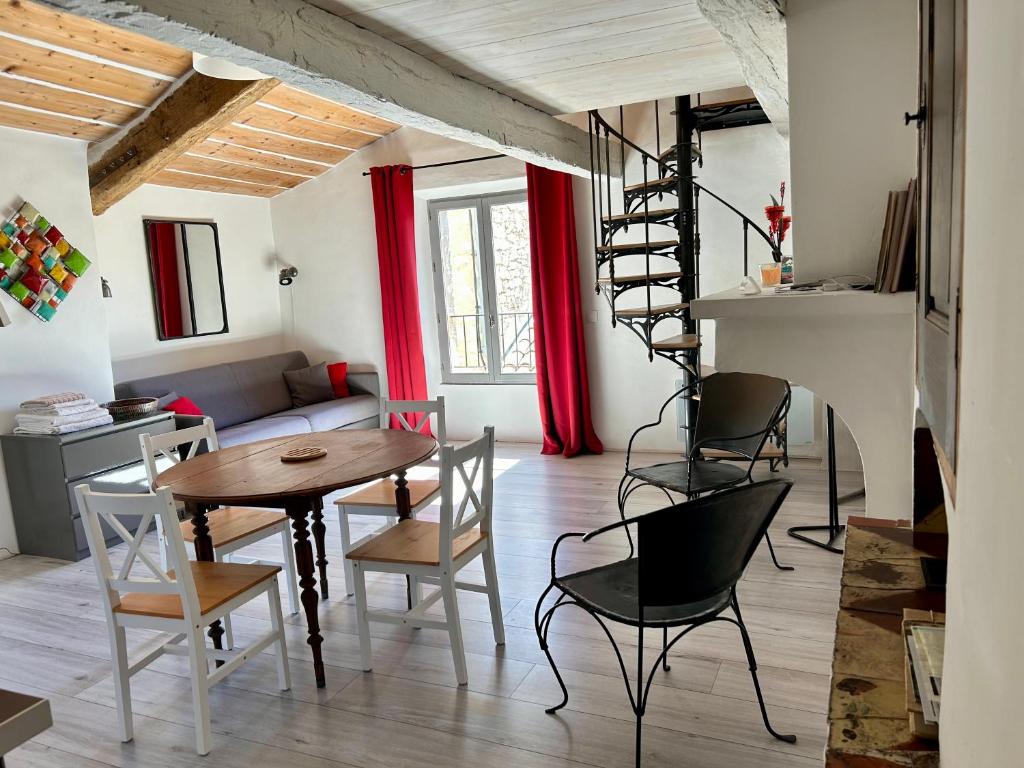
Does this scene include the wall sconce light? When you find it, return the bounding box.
[278,266,298,286]
[101,277,113,298]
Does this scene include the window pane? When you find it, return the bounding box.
[489,200,535,374]
[437,207,488,374]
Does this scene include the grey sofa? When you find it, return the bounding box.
[114,351,381,447]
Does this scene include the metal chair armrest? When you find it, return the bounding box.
[549,532,586,579]
[625,380,702,472]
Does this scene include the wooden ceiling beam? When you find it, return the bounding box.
[88,71,279,215]
[696,0,789,137]
[39,0,613,177]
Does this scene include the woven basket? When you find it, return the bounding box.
[103,397,158,422]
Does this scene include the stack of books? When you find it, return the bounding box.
[904,609,944,739]
[875,178,918,293]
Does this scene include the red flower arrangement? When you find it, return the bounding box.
[764,181,792,261]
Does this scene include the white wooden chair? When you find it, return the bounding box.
[347,425,503,685]
[75,484,291,756]
[140,418,299,649]
[336,397,446,595]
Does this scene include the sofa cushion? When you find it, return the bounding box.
[264,394,379,432]
[115,363,251,427]
[230,351,308,418]
[216,414,311,448]
[114,351,310,429]
[283,362,334,408]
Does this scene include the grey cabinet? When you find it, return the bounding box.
[1,412,175,561]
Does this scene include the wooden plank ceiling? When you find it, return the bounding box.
[0,0,399,198]
[311,0,744,113]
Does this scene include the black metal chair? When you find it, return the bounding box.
[534,479,797,767]
[618,371,793,570]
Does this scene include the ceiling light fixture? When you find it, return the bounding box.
[192,52,272,81]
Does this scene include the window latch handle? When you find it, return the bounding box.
[488,314,496,327]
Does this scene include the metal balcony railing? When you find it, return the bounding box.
[447,311,535,373]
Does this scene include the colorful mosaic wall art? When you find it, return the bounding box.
[0,201,90,322]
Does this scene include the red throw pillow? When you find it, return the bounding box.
[326,362,350,398]
[163,396,203,416]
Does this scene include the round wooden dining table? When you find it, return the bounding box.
[155,428,437,688]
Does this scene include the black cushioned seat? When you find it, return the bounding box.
[556,559,732,627]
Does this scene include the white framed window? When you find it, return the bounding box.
[427,192,536,384]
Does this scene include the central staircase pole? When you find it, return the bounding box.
[675,95,699,454]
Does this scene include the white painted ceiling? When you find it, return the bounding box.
[310,0,745,114]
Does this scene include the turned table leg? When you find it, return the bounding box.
[286,498,326,688]
[394,470,412,521]
[311,498,329,600]
[185,501,226,662]
[393,471,414,608]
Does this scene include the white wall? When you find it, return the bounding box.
[786,0,918,282]
[939,0,1023,762]
[0,127,114,557]
[93,184,286,381]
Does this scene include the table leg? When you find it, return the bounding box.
[787,404,846,554]
[394,470,412,521]
[393,471,414,608]
[185,501,226,660]
[311,498,329,600]
[286,499,326,688]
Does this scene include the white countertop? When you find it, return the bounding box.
[690,286,916,320]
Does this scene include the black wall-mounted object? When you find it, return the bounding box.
[278,266,298,286]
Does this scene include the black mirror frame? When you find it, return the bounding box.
[143,218,229,341]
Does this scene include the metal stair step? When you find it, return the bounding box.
[657,145,702,164]
[598,270,683,287]
[602,208,677,225]
[651,333,701,350]
[623,177,676,195]
[613,302,688,319]
[596,239,678,254]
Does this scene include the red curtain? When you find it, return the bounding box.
[147,221,183,338]
[370,165,430,433]
[526,164,603,457]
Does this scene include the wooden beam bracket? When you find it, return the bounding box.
[88,72,279,215]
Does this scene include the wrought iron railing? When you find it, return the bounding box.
[447,311,535,373]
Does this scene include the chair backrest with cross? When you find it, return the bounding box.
[75,485,201,625]
[381,397,447,444]
[140,417,219,486]
[140,418,219,570]
[438,425,494,565]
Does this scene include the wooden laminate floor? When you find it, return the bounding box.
[0,445,861,767]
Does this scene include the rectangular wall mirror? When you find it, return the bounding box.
[144,219,228,340]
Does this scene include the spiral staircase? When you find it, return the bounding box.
[588,95,780,452]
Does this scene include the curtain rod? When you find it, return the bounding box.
[361,154,506,176]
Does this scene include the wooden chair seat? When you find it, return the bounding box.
[113,561,281,620]
[179,507,288,547]
[346,519,486,567]
[340,478,440,508]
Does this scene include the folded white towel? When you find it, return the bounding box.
[16,407,110,427]
[19,400,99,417]
[13,414,113,435]
[18,399,98,417]
[19,392,89,409]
